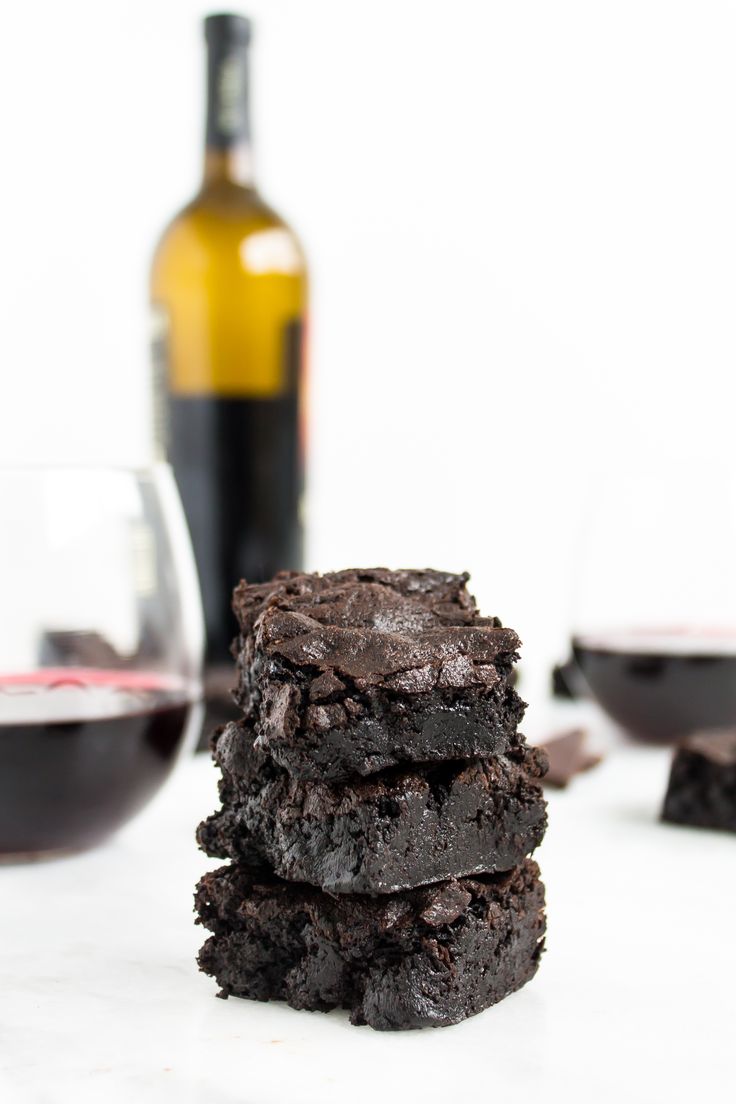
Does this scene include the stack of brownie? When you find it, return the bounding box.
[195,568,548,1030]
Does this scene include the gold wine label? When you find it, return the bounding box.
[164,311,305,400]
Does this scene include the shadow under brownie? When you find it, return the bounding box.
[195,858,546,1030]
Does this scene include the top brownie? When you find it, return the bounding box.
[231,568,525,782]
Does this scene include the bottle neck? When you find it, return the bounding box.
[203,147,254,187]
[203,37,254,187]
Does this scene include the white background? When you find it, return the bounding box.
[2,0,736,707]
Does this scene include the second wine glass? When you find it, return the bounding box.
[571,467,736,743]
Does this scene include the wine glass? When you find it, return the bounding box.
[0,464,204,859]
[571,466,736,743]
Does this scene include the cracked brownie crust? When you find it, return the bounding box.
[195,858,546,1030]
[197,722,548,894]
[231,568,524,781]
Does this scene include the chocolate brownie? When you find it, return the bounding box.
[231,568,525,781]
[195,858,546,1030]
[662,730,736,832]
[197,722,548,894]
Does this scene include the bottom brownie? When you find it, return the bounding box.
[195,859,546,1031]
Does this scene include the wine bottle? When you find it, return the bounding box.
[150,13,307,729]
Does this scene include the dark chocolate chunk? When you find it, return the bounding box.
[662,729,736,832]
[539,728,602,788]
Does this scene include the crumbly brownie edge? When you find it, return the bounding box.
[232,677,527,781]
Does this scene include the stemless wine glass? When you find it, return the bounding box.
[571,466,736,743]
[0,464,204,859]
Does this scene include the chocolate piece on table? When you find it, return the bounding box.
[197,721,548,894]
[230,568,525,782]
[195,858,546,1031]
[661,729,736,832]
[539,728,602,788]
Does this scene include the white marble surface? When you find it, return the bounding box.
[1,723,734,1104]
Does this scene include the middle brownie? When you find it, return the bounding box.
[197,722,548,895]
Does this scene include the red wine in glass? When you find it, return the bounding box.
[572,629,736,743]
[0,669,195,857]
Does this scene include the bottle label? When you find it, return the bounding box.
[207,44,250,148]
[150,304,170,459]
[215,51,248,141]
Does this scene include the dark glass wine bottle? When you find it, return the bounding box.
[150,13,307,730]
